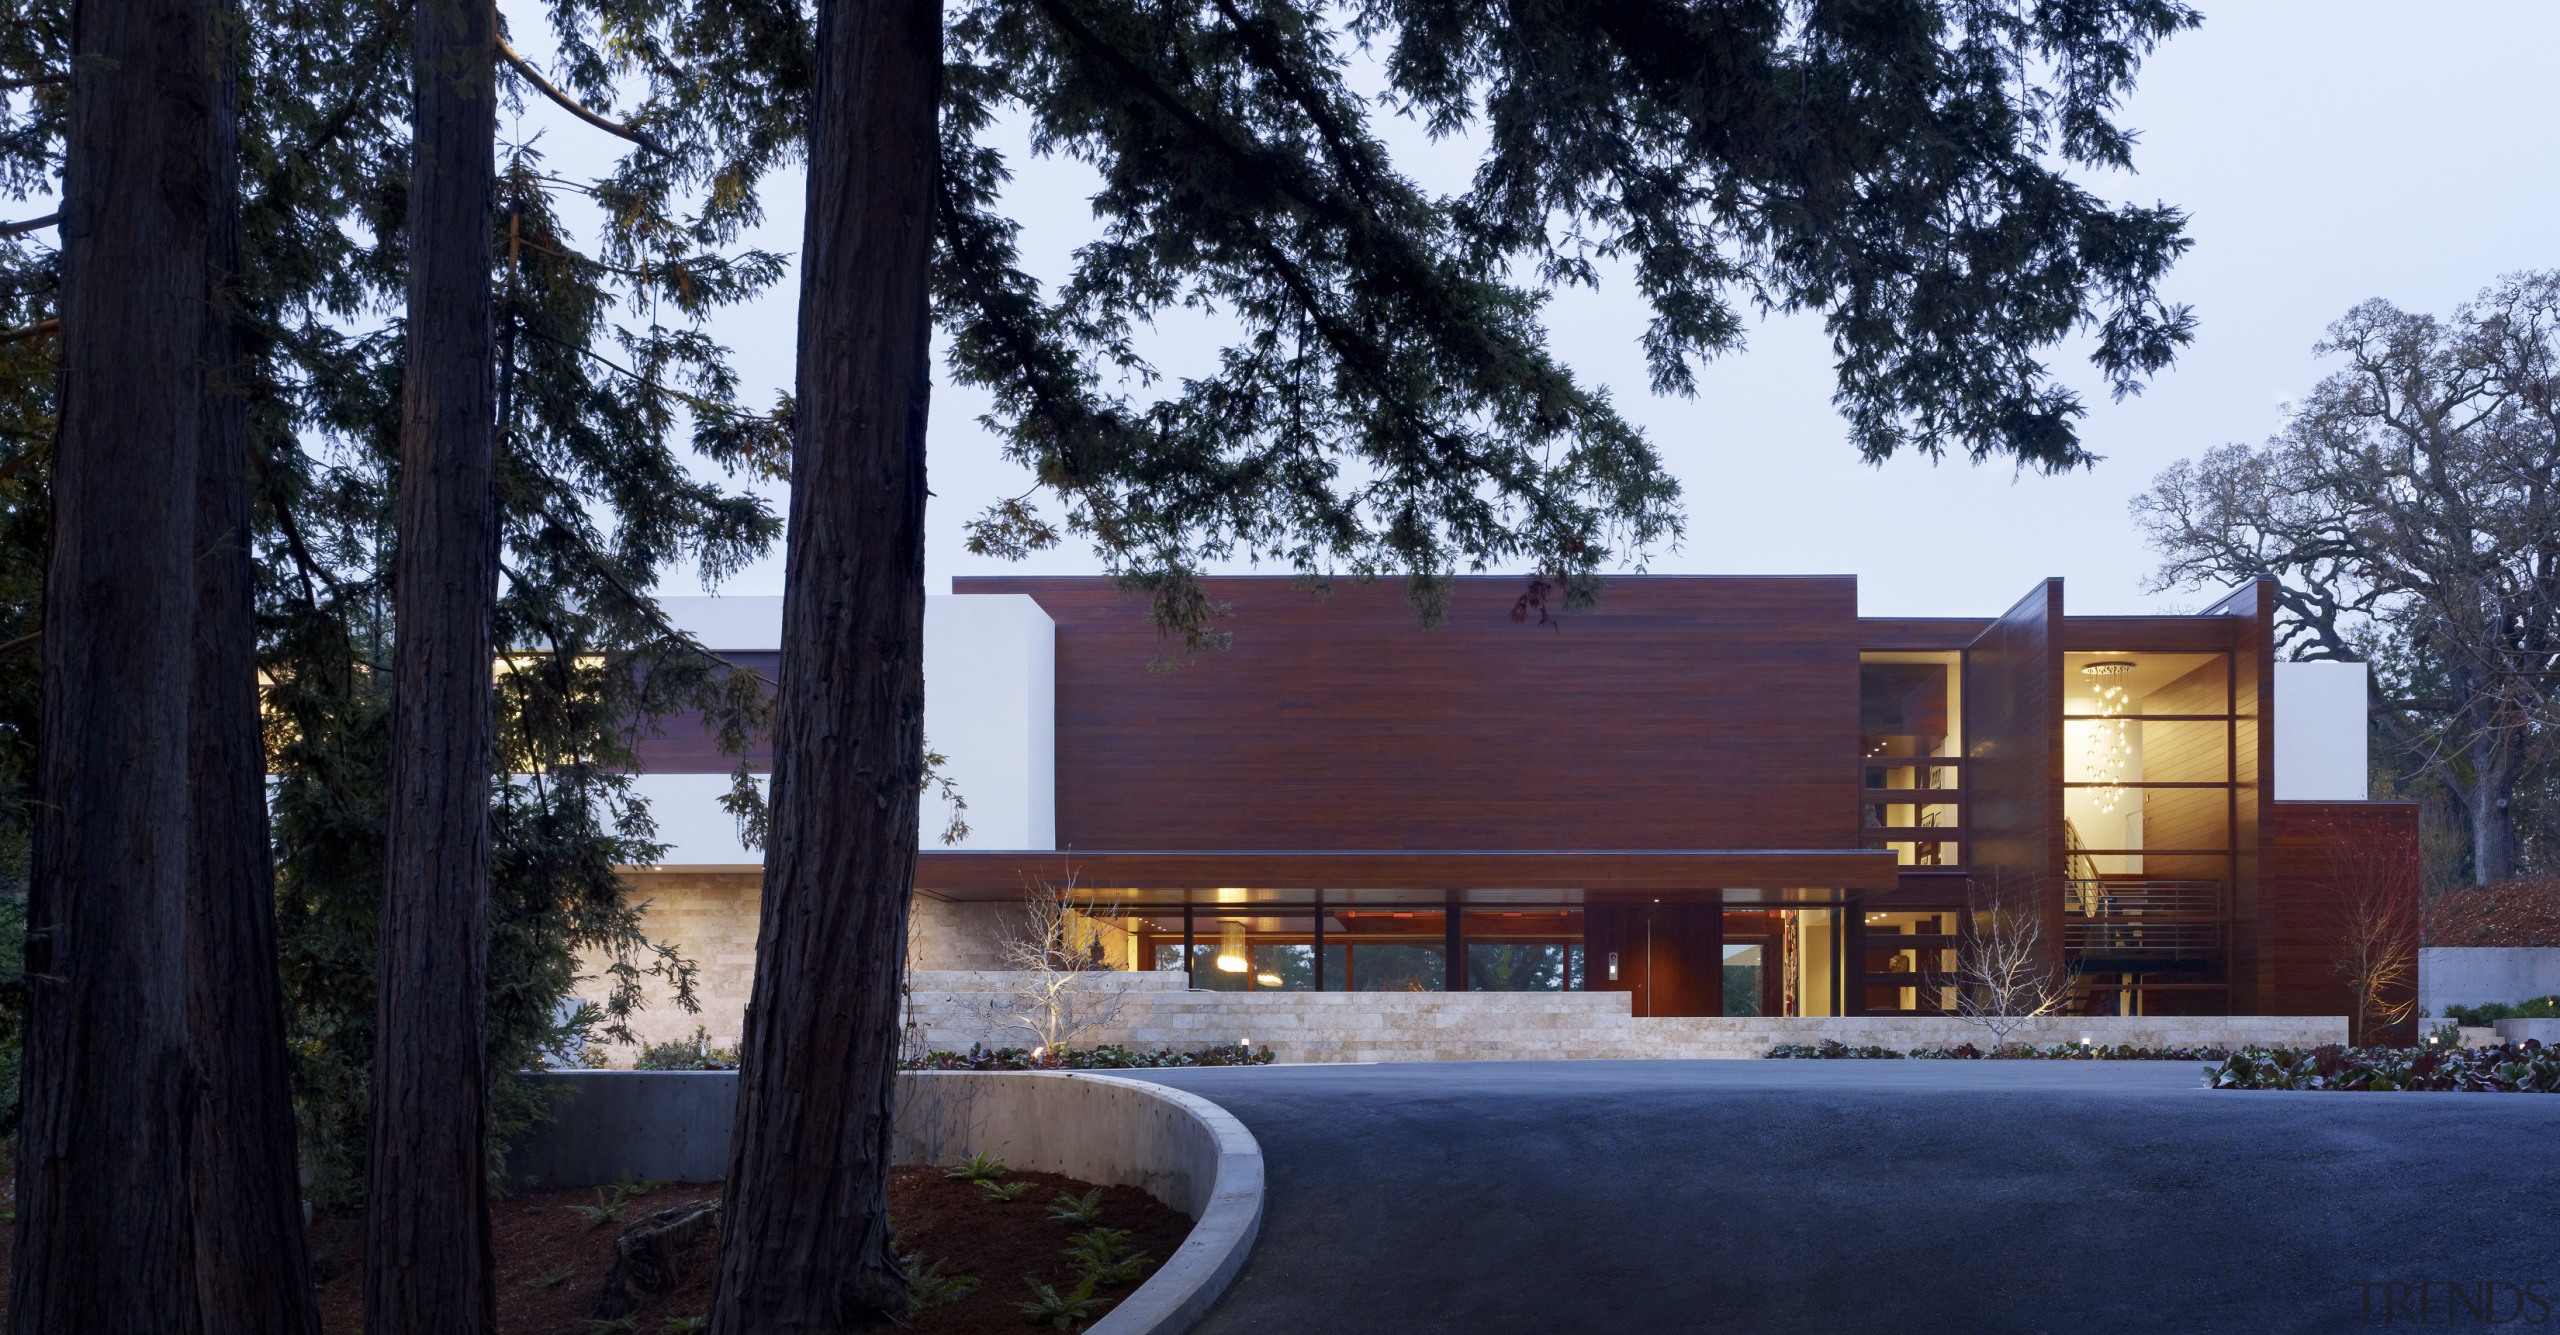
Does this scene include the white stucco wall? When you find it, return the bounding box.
[921,594,1055,850]
[637,592,1055,862]
[2272,660,2367,801]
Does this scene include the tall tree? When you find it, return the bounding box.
[365,0,501,1330]
[2136,273,2560,884]
[708,0,936,1326]
[12,0,218,1324]
[716,0,2201,1325]
[186,6,323,1330]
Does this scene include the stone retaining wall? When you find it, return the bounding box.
[909,971,2345,1060]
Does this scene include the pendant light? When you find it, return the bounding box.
[1215,920,1250,973]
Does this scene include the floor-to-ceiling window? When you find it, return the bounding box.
[1862,653,1965,868]
[2063,651,2235,1015]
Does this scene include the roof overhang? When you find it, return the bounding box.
[913,848,1902,900]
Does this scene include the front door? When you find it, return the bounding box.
[1586,901,1722,1017]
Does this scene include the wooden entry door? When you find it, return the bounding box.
[1587,902,1723,1017]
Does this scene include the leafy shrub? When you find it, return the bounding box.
[635,1025,739,1071]
[902,1042,1274,1070]
[2206,1041,2560,1092]
[2442,998,2560,1027]
[1767,1039,2231,1061]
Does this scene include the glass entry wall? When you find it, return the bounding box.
[1123,892,1852,1010]
[2063,650,2236,1015]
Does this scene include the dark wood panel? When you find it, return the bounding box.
[2258,801,2420,1030]
[1858,618,1990,650]
[913,848,1903,897]
[1965,580,2065,953]
[1585,900,1722,1017]
[625,652,779,773]
[959,575,1866,853]
[2061,618,2237,653]
[2214,579,2277,1010]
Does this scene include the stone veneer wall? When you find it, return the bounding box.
[908,971,2347,1062]
[590,882,2345,1064]
[590,875,1019,1059]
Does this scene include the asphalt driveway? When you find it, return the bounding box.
[1139,1060,2560,1334]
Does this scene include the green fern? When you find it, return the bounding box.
[1047,1188,1105,1224]
[568,1185,629,1226]
[1065,1226,1153,1288]
[946,1149,1007,1185]
[519,1266,575,1292]
[1015,1274,1103,1329]
[662,1317,709,1333]
[977,1178,1034,1203]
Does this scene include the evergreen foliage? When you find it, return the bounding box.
[0,0,2198,1219]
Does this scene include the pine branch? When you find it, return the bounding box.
[0,317,57,345]
[494,31,671,157]
[1,212,58,239]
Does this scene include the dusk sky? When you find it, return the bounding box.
[559,2,2560,617]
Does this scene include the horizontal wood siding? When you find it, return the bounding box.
[627,652,779,773]
[2259,801,2421,1021]
[962,575,1865,853]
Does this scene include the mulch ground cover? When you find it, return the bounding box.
[298,1164,1193,1334]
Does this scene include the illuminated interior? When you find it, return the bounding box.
[1862,652,1964,867]
[2061,651,2236,1016]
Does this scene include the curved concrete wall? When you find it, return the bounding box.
[507,1069,1264,1335]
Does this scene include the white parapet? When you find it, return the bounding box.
[635,591,1055,859]
[2273,660,2368,801]
[922,593,1056,851]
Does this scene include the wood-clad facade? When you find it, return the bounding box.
[628,574,2414,1021]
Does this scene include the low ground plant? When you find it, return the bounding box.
[1766,1039,2232,1061]
[2441,998,2560,1027]
[634,1025,741,1071]
[2206,1042,2560,1092]
[904,1041,1274,1070]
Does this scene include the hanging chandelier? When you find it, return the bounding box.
[2080,660,2136,814]
[1215,920,1250,973]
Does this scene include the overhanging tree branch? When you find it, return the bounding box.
[494,29,671,157]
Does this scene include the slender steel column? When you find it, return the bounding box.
[1443,891,1464,991]
[1311,891,1325,992]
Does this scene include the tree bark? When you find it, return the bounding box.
[12,0,218,1324]
[187,14,324,1332]
[707,0,938,1328]
[2469,732,2521,886]
[364,0,500,1330]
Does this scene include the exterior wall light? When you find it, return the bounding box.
[1606,951,1620,982]
[1215,920,1250,972]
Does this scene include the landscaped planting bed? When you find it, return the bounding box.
[904,1041,1276,1070]
[297,1157,1193,1333]
[1767,1039,2231,1061]
[2205,1042,2560,1092]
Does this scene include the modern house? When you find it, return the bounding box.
[615,575,2413,1052]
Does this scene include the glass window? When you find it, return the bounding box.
[1863,652,1964,866]
[1461,908,1584,991]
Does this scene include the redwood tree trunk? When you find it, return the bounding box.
[187,18,324,1332]
[707,0,939,1327]
[364,0,500,1329]
[12,0,217,1324]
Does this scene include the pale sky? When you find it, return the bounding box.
[539,2,2560,619]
